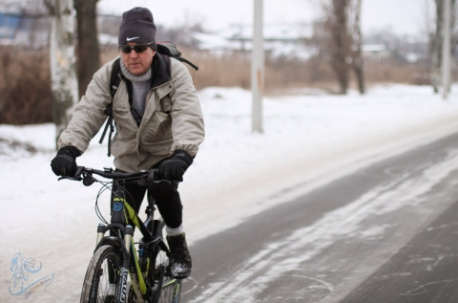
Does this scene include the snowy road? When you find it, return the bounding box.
[182,133,458,303]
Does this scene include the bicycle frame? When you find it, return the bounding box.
[90,177,168,302]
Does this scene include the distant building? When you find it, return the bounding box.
[362,44,391,60]
[193,23,314,59]
[0,12,20,39]
[0,12,49,49]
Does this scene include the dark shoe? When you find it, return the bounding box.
[166,233,192,278]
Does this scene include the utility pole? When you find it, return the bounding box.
[442,0,452,100]
[251,0,264,133]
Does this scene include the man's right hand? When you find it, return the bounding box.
[50,146,81,176]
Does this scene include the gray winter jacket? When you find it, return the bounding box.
[58,53,205,172]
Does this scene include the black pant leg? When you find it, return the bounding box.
[148,181,183,229]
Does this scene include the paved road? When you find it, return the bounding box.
[181,132,458,303]
[340,199,458,303]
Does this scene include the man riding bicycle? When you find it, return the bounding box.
[50,7,205,279]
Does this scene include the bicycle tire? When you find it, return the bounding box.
[80,245,123,303]
[151,246,182,303]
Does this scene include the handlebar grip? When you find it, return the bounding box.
[74,166,84,177]
[147,169,159,182]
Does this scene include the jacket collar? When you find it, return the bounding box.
[119,52,170,90]
[150,52,171,89]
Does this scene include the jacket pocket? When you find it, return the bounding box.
[112,106,137,132]
[142,111,172,143]
[160,96,172,113]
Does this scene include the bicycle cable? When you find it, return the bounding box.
[94,180,113,225]
[86,173,151,231]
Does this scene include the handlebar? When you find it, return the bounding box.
[60,166,158,187]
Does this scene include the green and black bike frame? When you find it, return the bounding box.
[94,189,167,303]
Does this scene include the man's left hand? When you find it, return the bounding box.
[157,150,193,181]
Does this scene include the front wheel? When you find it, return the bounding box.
[80,245,123,303]
[151,245,182,303]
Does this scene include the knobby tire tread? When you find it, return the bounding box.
[80,245,122,303]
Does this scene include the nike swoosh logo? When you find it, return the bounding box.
[126,36,139,41]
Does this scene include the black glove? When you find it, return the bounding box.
[50,146,81,176]
[157,150,193,181]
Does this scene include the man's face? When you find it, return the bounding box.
[120,43,156,75]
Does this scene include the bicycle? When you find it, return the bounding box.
[61,166,182,303]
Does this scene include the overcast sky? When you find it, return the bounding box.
[98,0,434,37]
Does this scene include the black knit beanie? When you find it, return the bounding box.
[118,7,156,46]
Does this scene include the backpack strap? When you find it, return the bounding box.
[162,53,171,77]
[109,58,122,97]
[99,58,121,156]
[179,57,199,71]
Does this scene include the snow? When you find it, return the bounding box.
[1,84,458,302]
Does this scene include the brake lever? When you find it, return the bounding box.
[57,166,84,182]
[58,175,82,182]
[82,174,96,186]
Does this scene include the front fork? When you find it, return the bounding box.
[112,225,134,303]
[94,223,137,303]
[119,225,145,303]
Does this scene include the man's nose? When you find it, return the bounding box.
[129,50,139,58]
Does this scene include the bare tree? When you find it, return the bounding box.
[44,0,79,148]
[74,0,100,98]
[321,0,365,95]
[324,0,352,94]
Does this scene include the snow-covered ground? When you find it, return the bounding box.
[1,84,458,302]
